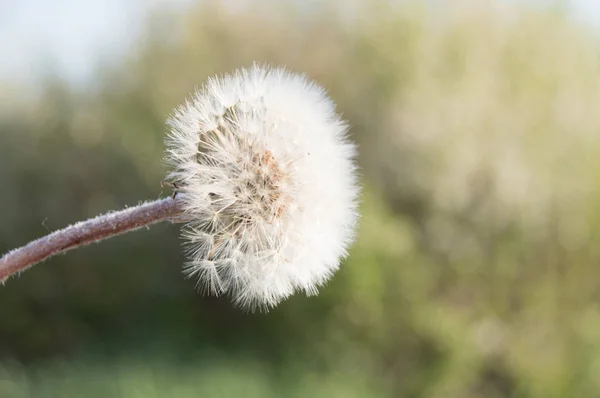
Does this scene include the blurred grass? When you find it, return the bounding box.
[0,355,381,398]
[3,0,600,396]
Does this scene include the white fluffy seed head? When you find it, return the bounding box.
[165,65,359,310]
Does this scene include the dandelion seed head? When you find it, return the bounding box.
[165,65,359,310]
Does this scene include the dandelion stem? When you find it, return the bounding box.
[0,197,184,282]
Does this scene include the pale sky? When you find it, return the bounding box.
[570,0,600,28]
[0,0,192,86]
[1,0,599,86]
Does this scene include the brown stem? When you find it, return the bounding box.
[0,197,184,282]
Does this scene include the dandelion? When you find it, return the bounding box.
[0,65,360,310]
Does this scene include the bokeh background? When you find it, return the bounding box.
[3,0,600,396]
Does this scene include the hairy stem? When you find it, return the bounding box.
[0,197,184,282]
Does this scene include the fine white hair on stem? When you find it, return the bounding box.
[165,64,360,310]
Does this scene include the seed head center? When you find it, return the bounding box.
[239,149,287,221]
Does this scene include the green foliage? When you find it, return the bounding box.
[2,0,600,396]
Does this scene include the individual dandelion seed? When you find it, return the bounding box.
[0,65,360,310]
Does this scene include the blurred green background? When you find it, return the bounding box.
[3,0,600,396]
